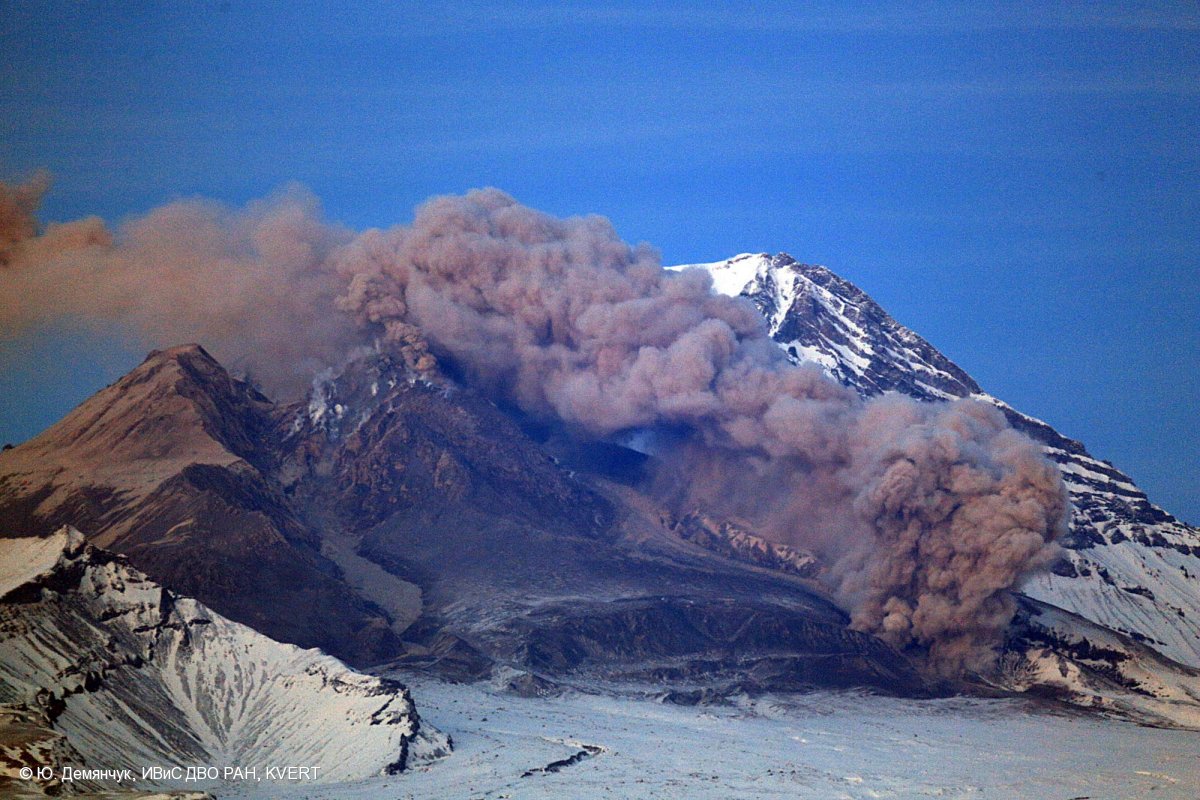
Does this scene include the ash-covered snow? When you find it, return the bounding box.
[220,676,1200,800]
[0,528,81,596]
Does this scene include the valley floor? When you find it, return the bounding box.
[219,676,1200,800]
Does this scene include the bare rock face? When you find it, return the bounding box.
[0,345,400,665]
[0,527,449,793]
[279,352,933,697]
[285,351,607,539]
[662,511,820,579]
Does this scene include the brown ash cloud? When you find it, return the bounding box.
[0,177,358,393]
[1,180,1068,674]
[0,171,52,267]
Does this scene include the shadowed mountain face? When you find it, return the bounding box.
[0,345,932,697]
[0,345,400,665]
[280,353,933,695]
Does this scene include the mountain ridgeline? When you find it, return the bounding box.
[1,252,1198,731]
[0,526,450,794]
[0,344,934,700]
[672,253,1200,673]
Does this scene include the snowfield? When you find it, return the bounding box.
[222,676,1200,800]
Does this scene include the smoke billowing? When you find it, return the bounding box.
[0,176,358,392]
[0,170,52,267]
[1,178,1068,674]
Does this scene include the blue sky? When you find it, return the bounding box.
[1,1,1197,521]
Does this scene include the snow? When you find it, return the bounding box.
[0,526,81,596]
[667,252,769,296]
[0,531,449,789]
[673,252,1200,674]
[220,676,1200,799]
[782,341,838,371]
[1023,537,1200,668]
[1008,600,1200,730]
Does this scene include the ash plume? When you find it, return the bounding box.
[0,171,51,267]
[1,180,1068,674]
[333,189,1067,674]
[0,179,358,393]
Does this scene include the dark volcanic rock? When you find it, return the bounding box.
[385,632,495,683]
[678,253,1200,669]
[275,352,934,694]
[743,255,981,402]
[1,345,934,696]
[504,596,932,696]
[0,345,399,665]
[285,353,608,539]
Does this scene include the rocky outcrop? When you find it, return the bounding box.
[998,596,1200,730]
[661,511,820,579]
[284,352,609,540]
[281,353,925,695]
[0,345,939,699]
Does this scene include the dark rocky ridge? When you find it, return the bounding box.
[0,345,936,698]
[740,252,1191,534]
[504,596,930,696]
[281,353,936,696]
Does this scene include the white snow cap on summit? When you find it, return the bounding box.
[668,252,770,297]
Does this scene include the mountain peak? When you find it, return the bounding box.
[145,341,215,363]
[670,253,982,400]
[673,252,1200,670]
[3,341,279,479]
[0,350,403,665]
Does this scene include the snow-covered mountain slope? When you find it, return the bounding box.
[0,526,448,794]
[671,253,1200,668]
[1002,596,1200,730]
